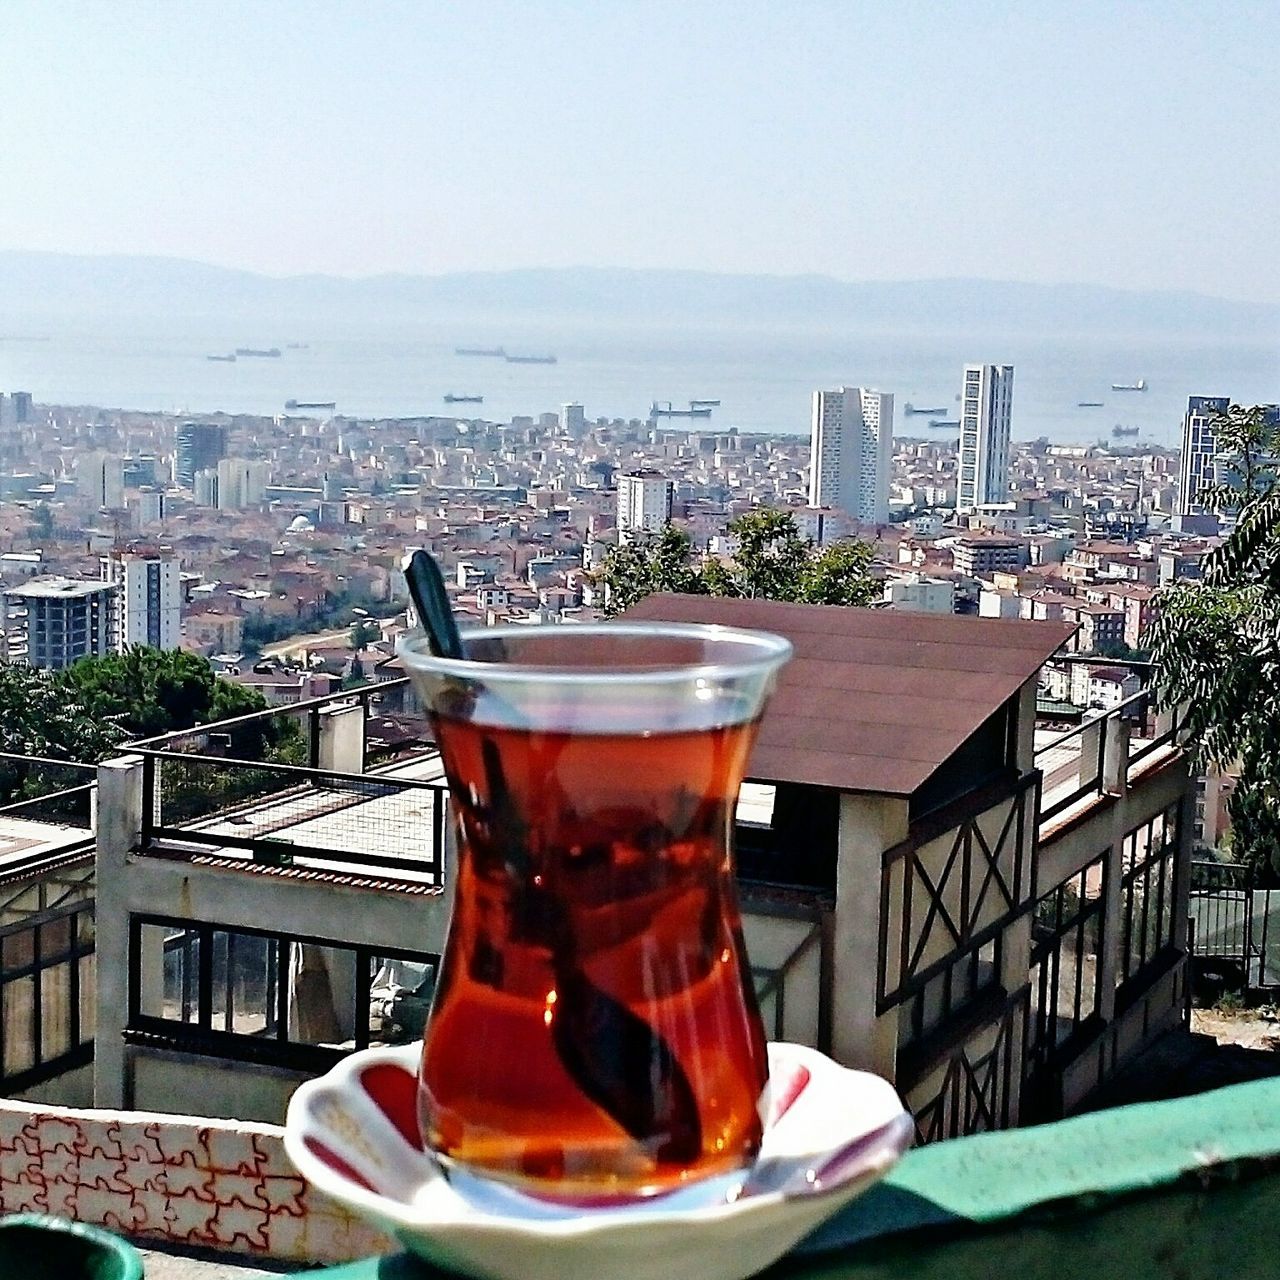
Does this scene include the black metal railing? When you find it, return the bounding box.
[127,912,438,1073]
[136,748,447,881]
[125,677,423,773]
[1022,854,1106,1121]
[1035,682,1184,825]
[1188,858,1280,990]
[1117,802,1182,1003]
[0,752,96,833]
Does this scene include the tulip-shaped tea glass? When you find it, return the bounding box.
[398,622,792,1199]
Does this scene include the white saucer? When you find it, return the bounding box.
[285,1041,912,1280]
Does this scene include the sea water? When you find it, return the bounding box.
[0,312,1275,446]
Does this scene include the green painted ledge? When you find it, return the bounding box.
[306,1075,1280,1280]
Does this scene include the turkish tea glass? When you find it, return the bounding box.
[398,622,792,1198]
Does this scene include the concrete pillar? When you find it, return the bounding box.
[1015,679,1038,774]
[1080,715,1105,791]
[317,703,364,774]
[1103,717,1131,796]
[94,754,145,1109]
[831,791,908,1076]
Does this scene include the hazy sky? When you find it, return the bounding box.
[2,2,1277,300]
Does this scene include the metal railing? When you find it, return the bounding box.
[1188,858,1279,990]
[0,752,96,833]
[1035,666,1184,824]
[136,748,447,881]
[125,676,422,772]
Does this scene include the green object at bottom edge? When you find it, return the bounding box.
[0,1213,145,1280]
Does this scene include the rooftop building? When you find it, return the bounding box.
[1,576,118,669]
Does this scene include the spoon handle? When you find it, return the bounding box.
[404,549,464,659]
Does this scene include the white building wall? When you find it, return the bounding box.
[885,576,954,613]
[560,402,586,436]
[79,453,125,510]
[616,473,673,538]
[957,364,1014,514]
[102,554,182,650]
[807,388,893,524]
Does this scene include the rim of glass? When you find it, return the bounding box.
[397,621,793,686]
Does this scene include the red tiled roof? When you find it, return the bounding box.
[623,595,1075,796]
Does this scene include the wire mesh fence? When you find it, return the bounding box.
[140,751,446,879]
[0,754,97,831]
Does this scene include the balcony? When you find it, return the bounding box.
[3,1066,1279,1278]
[0,607,1247,1278]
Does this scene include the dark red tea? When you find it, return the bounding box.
[417,713,769,1196]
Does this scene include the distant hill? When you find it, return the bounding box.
[0,251,1276,335]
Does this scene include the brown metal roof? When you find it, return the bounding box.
[623,595,1076,796]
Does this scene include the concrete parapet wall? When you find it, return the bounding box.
[0,1098,392,1264]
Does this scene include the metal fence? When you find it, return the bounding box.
[136,749,447,881]
[0,899,95,1091]
[1188,859,1280,990]
[1035,680,1183,824]
[126,677,424,773]
[0,752,96,832]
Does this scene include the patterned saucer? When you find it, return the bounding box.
[285,1042,912,1280]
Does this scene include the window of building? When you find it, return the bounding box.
[898,935,1002,1053]
[1117,804,1180,998]
[0,904,95,1088]
[1027,857,1104,1066]
[129,915,438,1070]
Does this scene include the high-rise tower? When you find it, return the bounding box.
[807,387,893,525]
[957,365,1014,514]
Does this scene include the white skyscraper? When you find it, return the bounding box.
[1176,396,1232,520]
[807,387,893,525]
[561,402,586,436]
[616,471,674,540]
[957,364,1014,514]
[79,452,125,510]
[101,550,182,650]
[216,457,270,510]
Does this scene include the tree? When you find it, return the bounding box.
[597,509,880,615]
[57,646,294,759]
[30,504,54,541]
[350,620,381,652]
[801,539,881,608]
[597,525,708,618]
[1145,404,1280,878]
[0,663,122,766]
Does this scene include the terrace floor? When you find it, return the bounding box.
[0,813,91,871]
[178,750,450,886]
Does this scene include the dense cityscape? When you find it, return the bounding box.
[0,368,1252,867]
[3,2,1280,1271]
[0,378,1225,676]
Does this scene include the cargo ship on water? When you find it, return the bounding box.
[1111,378,1147,391]
[505,353,557,364]
[236,347,281,358]
[1112,425,1139,438]
[903,403,947,415]
[650,401,713,419]
[207,353,236,362]
[285,399,337,411]
[444,394,483,404]
[455,346,506,357]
